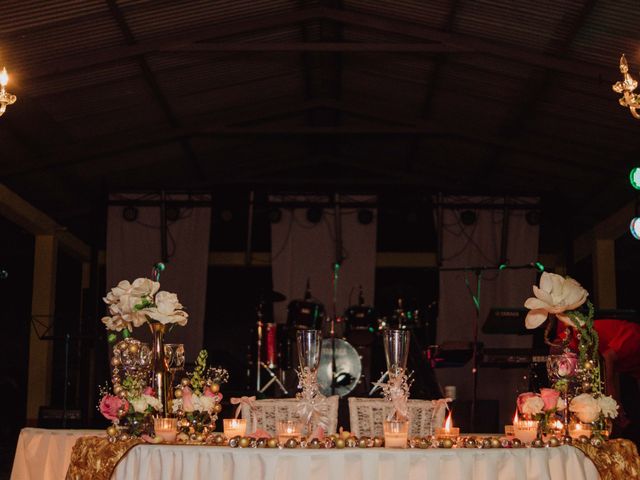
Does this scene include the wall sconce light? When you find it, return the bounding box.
[0,67,17,117]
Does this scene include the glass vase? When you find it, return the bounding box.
[149,322,170,415]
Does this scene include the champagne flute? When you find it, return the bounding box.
[383,329,410,378]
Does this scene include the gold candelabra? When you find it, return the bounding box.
[0,67,16,117]
[612,54,640,119]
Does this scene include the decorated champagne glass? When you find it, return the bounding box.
[383,329,410,378]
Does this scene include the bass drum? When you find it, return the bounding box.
[317,338,362,397]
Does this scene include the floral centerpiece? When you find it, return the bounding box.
[523,272,618,439]
[172,350,228,440]
[99,338,162,439]
[101,277,189,414]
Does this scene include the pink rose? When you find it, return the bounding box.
[540,388,560,411]
[100,395,129,421]
[182,386,194,412]
[204,387,215,398]
[517,392,537,414]
[143,386,155,396]
[556,353,578,377]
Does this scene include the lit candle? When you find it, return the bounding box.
[513,413,538,444]
[569,422,592,440]
[435,411,460,439]
[154,417,178,443]
[276,420,302,444]
[0,67,8,89]
[223,418,247,438]
[504,411,517,437]
[383,419,409,448]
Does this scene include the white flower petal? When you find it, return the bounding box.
[524,297,551,310]
[525,309,548,329]
[539,272,554,293]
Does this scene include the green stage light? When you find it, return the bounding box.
[631,217,640,240]
[630,168,640,190]
[535,262,545,272]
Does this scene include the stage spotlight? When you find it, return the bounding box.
[460,210,476,226]
[357,208,374,225]
[306,206,323,224]
[630,217,640,240]
[269,207,282,223]
[165,206,180,221]
[630,168,640,190]
[122,206,138,222]
[525,210,541,226]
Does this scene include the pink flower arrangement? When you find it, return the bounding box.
[555,353,578,377]
[100,395,129,421]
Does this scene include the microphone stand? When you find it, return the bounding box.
[330,193,343,396]
[438,262,542,432]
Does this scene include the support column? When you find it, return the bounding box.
[26,234,58,425]
[593,238,616,309]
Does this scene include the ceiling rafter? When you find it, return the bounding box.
[105,0,204,181]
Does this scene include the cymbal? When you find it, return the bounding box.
[258,290,286,303]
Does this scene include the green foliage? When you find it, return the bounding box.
[190,350,208,394]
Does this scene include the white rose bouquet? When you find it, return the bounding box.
[569,393,618,423]
[101,277,188,332]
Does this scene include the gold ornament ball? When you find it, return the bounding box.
[256,438,267,448]
[118,433,130,442]
[590,437,603,448]
[113,385,123,395]
[582,382,592,392]
[465,438,477,448]
[210,383,220,394]
[181,378,190,386]
[335,438,346,449]
[442,438,454,449]
[358,436,369,448]
[490,438,501,448]
[117,408,127,418]
[373,437,384,448]
[531,439,544,448]
[285,438,298,449]
[229,436,240,448]
[213,404,222,414]
[418,437,430,449]
[174,389,183,399]
[267,438,278,448]
[309,438,321,449]
[117,390,127,399]
[481,438,492,448]
[106,425,118,437]
[111,357,121,366]
[512,438,522,448]
[585,360,595,370]
[548,437,560,447]
[579,435,589,445]
[561,436,573,445]
[239,437,251,448]
[128,343,139,355]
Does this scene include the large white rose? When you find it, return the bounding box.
[130,396,149,413]
[569,393,600,423]
[146,291,189,326]
[143,394,162,412]
[524,272,588,329]
[198,395,216,413]
[521,396,545,416]
[597,395,619,419]
[129,278,160,298]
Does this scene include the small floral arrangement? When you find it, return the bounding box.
[517,389,565,432]
[98,368,161,437]
[101,278,188,332]
[172,350,228,435]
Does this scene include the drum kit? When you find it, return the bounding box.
[253,285,424,398]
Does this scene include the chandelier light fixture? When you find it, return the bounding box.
[612,55,640,119]
[0,67,16,117]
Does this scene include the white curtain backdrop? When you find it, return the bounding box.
[436,196,540,427]
[270,195,377,324]
[106,193,211,361]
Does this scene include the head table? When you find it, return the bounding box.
[11,428,603,480]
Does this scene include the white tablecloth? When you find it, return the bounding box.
[10,428,104,480]
[113,444,600,480]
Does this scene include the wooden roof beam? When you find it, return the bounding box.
[0,184,90,260]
